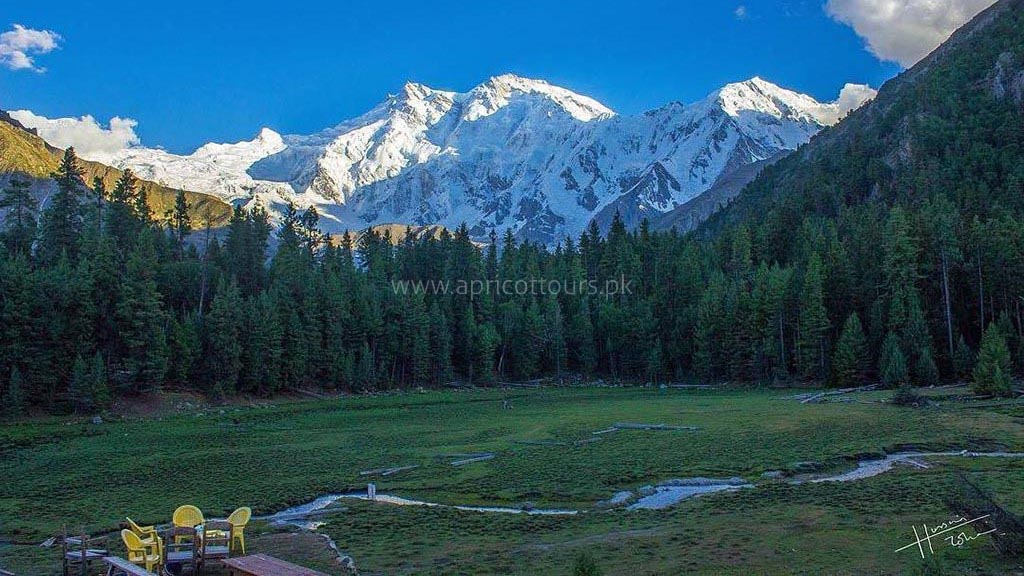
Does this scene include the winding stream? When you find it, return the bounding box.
[269,450,1024,525]
[271,493,577,529]
[789,450,1024,484]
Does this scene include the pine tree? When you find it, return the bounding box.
[924,195,961,361]
[108,169,141,250]
[428,302,453,385]
[973,324,1013,396]
[171,189,192,259]
[454,303,477,378]
[797,253,830,380]
[832,313,868,388]
[516,300,544,378]
[914,349,940,386]
[38,148,85,265]
[473,322,500,385]
[134,185,153,225]
[206,279,244,397]
[879,332,908,388]
[68,355,93,414]
[694,273,725,380]
[224,206,271,297]
[903,299,938,384]
[883,207,921,335]
[277,294,310,390]
[166,315,200,388]
[0,178,38,256]
[90,352,110,410]
[567,298,597,375]
[953,335,975,381]
[241,293,283,394]
[116,235,169,391]
[90,176,106,235]
[544,297,567,376]
[355,342,376,391]
[4,366,25,416]
[406,293,430,385]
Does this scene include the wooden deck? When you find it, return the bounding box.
[221,554,330,576]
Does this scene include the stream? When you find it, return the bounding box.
[268,450,1024,526]
[789,450,1024,484]
[271,493,577,529]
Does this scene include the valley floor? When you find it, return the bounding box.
[2,386,1023,575]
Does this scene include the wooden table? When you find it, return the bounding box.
[221,554,330,576]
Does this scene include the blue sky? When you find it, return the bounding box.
[1,0,905,154]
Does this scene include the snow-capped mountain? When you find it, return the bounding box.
[107,74,874,244]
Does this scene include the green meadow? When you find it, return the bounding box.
[2,386,1023,575]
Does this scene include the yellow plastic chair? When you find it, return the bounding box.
[121,529,160,573]
[125,517,163,558]
[226,507,251,554]
[172,505,205,544]
[172,505,204,529]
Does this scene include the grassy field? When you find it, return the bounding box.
[1,386,1023,575]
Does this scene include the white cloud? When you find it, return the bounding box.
[826,0,996,67]
[9,109,141,163]
[835,83,878,114]
[0,24,61,72]
[734,5,748,19]
[816,83,878,125]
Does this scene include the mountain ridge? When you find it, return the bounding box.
[24,74,876,244]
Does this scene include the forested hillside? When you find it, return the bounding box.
[696,0,1024,393]
[1,0,1023,414]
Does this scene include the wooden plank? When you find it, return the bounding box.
[103,556,155,575]
[222,553,330,576]
[64,549,107,560]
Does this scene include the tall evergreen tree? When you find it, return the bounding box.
[973,324,1013,396]
[68,355,93,414]
[0,178,38,256]
[833,313,868,388]
[108,169,141,250]
[116,235,169,391]
[37,148,85,265]
[3,366,25,416]
[166,315,200,389]
[567,297,597,375]
[953,335,975,381]
[797,253,830,380]
[90,352,111,410]
[205,279,244,396]
[406,293,431,385]
[473,321,500,385]
[879,332,908,388]
[883,207,921,335]
[170,189,192,259]
[428,302,453,385]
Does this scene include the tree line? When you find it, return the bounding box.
[0,146,1020,415]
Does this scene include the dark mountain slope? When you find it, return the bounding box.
[652,151,788,233]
